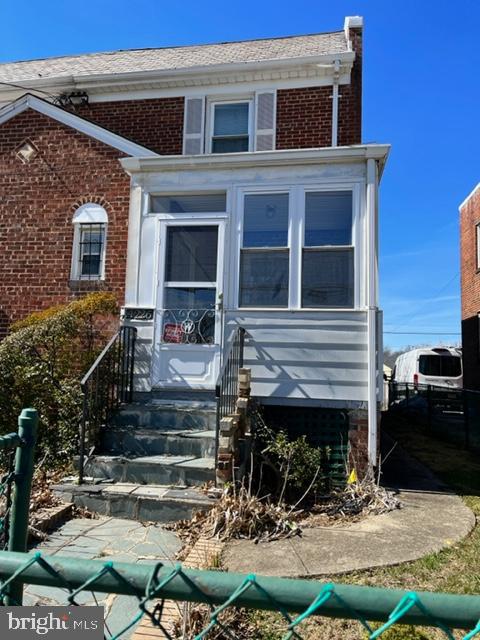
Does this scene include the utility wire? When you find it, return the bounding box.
[384,331,461,335]
[0,81,59,103]
[388,271,460,333]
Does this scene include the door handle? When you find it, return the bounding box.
[216,293,223,311]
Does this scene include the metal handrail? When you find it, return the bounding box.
[215,326,246,470]
[78,325,137,484]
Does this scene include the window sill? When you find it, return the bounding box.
[68,279,107,292]
[232,307,359,313]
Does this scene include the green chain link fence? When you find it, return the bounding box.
[0,407,479,639]
[0,550,479,639]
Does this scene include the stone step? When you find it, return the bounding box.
[52,482,215,523]
[101,427,216,458]
[79,454,215,486]
[110,399,217,431]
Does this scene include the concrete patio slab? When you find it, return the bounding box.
[223,445,476,578]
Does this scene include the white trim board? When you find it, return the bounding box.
[121,144,391,177]
[459,182,480,211]
[0,93,157,157]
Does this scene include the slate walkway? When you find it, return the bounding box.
[223,443,476,577]
[24,517,182,639]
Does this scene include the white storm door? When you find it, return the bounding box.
[153,219,225,388]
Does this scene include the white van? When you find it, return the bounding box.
[393,347,463,389]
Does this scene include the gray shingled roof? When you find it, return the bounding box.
[0,31,347,83]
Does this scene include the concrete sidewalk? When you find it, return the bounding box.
[223,444,476,578]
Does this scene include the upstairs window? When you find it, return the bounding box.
[210,101,251,153]
[302,191,354,308]
[71,203,107,280]
[183,92,276,155]
[239,193,289,307]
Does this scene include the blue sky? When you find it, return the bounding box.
[1,0,479,349]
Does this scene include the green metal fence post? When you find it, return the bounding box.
[6,408,38,605]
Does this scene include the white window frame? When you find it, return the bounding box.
[207,97,254,154]
[70,203,108,281]
[301,187,356,310]
[235,184,358,311]
[238,189,291,309]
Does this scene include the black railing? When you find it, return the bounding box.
[215,327,246,468]
[389,381,480,452]
[78,325,137,484]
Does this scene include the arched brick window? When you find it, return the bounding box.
[70,203,108,281]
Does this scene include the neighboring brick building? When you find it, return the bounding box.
[0,16,389,470]
[460,183,480,389]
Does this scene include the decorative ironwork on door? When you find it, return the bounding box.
[162,307,215,344]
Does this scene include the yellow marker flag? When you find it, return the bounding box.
[347,468,357,484]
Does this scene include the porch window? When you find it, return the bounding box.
[240,193,289,307]
[71,203,107,280]
[302,191,354,308]
[210,102,251,153]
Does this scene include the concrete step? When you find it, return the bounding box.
[52,481,215,523]
[80,454,215,486]
[101,427,216,458]
[110,399,217,430]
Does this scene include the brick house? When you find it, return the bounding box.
[0,16,389,482]
[460,183,480,389]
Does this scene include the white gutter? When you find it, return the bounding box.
[0,51,356,102]
[366,157,378,465]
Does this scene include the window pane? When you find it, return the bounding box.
[214,103,249,136]
[305,191,352,246]
[80,229,102,255]
[79,224,104,277]
[81,255,101,276]
[165,226,218,282]
[162,288,215,344]
[302,249,353,308]
[211,137,249,153]
[243,193,289,248]
[164,287,215,309]
[240,250,288,307]
[151,193,226,213]
[419,355,461,377]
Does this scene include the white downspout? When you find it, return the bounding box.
[366,158,378,465]
[331,59,340,147]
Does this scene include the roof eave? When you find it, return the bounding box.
[0,50,355,96]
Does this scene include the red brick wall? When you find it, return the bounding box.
[276,27,362,149]
[276,86,334,149]
[0,108,131,336]
[460,186,480,388]
[74,97,184,155]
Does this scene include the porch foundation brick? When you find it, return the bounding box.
[238,367,252,398]
[347,408,371,478]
